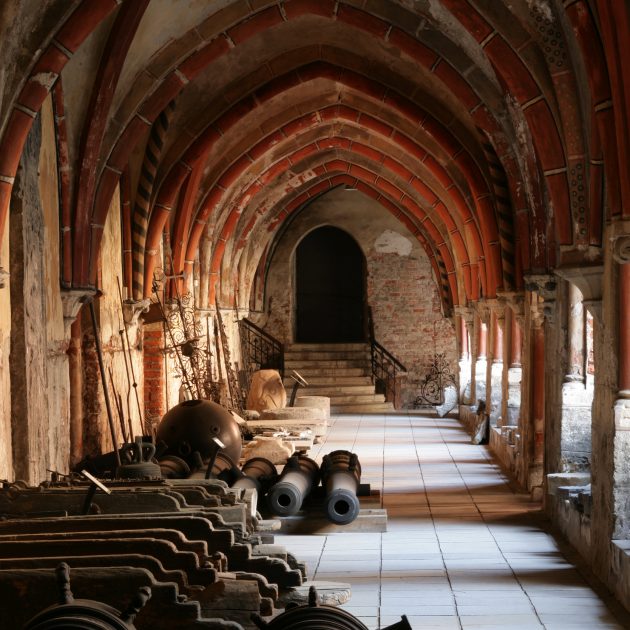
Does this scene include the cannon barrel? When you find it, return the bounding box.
[267,455,319,516]
[321,450,361,525]
[232,457,278,494]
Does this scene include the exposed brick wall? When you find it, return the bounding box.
[143,323,165,430]
[367,250,457,408]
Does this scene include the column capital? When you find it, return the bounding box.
[554,264,604,303]
[497,290,525,327]
[474,299,492,324]
[523,273,557,301]
[524,274,558,325]
[612,235,630,264]
[123,298,152,326]
[0,267,8,289]
[610,220,630,265]
[454,305,474,326]
[61,288,97,332]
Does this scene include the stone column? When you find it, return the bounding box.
[455,306,473,404]
[497,292,525,438]
[566,283,585,383]
[558,282,593,471]
[62,290,96,467]
[612,236,630,540]
[474,311,488,406]
[522,275,557,498]
[487,305,504,426]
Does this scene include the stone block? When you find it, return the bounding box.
[546,472,591,496]
[260,407,323,421]
[294,395,330,418]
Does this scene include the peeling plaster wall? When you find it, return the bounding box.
[8,96,69,483]
[39,94,70,475]
[259,188,457,407]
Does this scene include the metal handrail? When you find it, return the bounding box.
[238,318,284,378]
[370,339,407,376]
[367,307,406,406]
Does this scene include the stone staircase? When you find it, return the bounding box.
[283,343,395,414]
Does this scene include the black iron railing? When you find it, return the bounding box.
[368,307,406,406]
[238,318,284,379]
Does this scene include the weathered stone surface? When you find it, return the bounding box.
[294,395,330,418]
[436,384,458,417]
[547,472,591,496]
[246,369,287,413]
[241,436,294,464]
[260,407,323,421]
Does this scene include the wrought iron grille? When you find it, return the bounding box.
[413,353,457,407]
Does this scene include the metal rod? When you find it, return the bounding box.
[88,300,122,468]
[117,276,146,435]
[108,366,128,443]
[172,277,203,398]
[153,278,196,399]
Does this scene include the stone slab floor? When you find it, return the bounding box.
[275,412,630,629]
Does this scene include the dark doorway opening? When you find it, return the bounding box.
[296,226,366,343]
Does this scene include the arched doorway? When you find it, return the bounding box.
[295,226,366,343]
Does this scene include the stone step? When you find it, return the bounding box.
[293,385,376,396]
[285,359,368,369]
[284,375,373,387]
[325,393,386,404]
[286,343,368,352]
[285,367,369,378]
[331,402,395,413]
[284,350,370,361]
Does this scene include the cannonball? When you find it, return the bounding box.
[157,399,242,465]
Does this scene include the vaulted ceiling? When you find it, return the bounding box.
[0,0,628,313]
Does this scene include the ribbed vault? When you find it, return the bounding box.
[0,0,626,313]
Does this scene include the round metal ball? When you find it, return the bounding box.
[156,399,242,465]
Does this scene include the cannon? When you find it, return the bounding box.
[232,458,278,495]
[320,450,361,525]
[266,455,319,517]
[253,585,410,629]
[24,562,150,630]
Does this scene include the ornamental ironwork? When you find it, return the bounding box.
[413,353,457,407]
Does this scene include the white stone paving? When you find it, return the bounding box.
[274,411,630,629]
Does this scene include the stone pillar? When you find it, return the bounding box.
[474,312,488,406]
[9,112,74,484]
[511,310,523,367]
[566,283,585,383]
[455,306,473,404]
[613,236,630,540]
[497,292,525,438]
[487,306,504,426]
[526,306,546,499]
[559,282,593,471]
[522,275,557,498]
